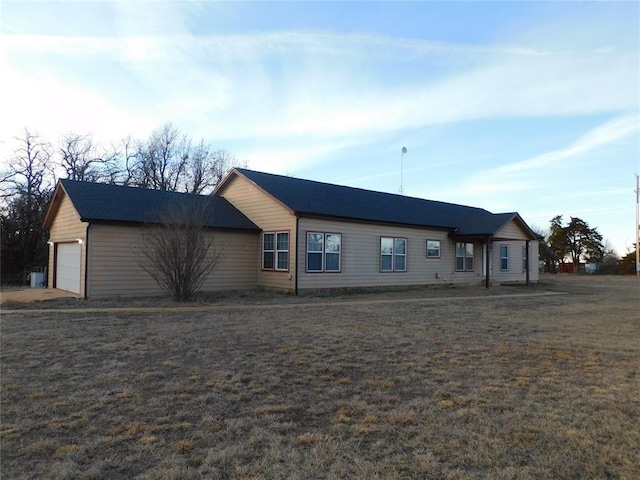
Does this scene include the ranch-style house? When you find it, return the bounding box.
[43,168,540,297]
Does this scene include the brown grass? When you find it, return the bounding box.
[1,275,639,479]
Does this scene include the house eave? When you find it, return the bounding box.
[79,217,261,232]
[42,182,68,230]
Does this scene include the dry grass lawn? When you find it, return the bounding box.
[1,275,639,479]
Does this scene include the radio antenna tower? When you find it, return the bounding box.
[399,147,407,194]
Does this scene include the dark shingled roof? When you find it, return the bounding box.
[235,168,526,236]
[58,179,259,230]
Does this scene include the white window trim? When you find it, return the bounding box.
[262,232,274,270]
[263,231,289,271]
[275,232,289,271]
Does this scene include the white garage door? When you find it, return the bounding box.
[57,243,81,293]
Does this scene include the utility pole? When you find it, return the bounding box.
[635,173,640,278]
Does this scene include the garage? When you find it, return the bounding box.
[56,242,81,293]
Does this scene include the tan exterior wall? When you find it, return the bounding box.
[86,224,258,298]
[218,174,297,292]
[529,241,540,280]
[47,194,88,296]
[494,220,530,241]
[297,217,486,290]
[489,219,539,283]
[490,240,540,283]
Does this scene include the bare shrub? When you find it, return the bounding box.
[139,199,220,302]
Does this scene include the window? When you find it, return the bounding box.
[263,232,289,270]
[381,237,407,272]
[262,233,274,269]
[307,232,341,272]
[523,245,528,272]
[427,240,441,258]
[455,242,474,271]
[500,245,509,271]
[276,232,289,270]
[325,234,341,272]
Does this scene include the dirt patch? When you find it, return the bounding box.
[0,288,79,306]
[1,275,638,479]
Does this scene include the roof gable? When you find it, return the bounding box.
[44,180,259,231]
[489,212,539,240]
[230,168,536,238]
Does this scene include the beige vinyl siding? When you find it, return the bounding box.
[490,219,539,283]
[87,225,258,297]
[490,240,539,283]
[47,194,88,296]
[217,174,297,292]
[495,220,530,241]
[527,241,540,282]
[491,241,524,283]
[297,218,484,290]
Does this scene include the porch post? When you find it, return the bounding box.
[485,236,491,289]
[525,240,530,286]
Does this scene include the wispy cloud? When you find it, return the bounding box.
[425,114,639,210]
[0,64,158,145]
[1,6,637,176]
[0,31,558,62]
[492,114,640,177]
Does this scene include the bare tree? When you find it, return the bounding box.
[1,124,240,283]
[132,123,190,191]
[2,128,53,198]
[58,133,120,182]
[1,129,54,282]
[139,199,221,301]
[601,239,618,265]
[109,135,139,186]
[181,141,214,194]
[131,123,241,194]
[180,146,243,194]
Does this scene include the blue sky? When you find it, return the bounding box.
[1,1,638,255]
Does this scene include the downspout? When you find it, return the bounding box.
[525,240,530,286]
[52,243,58,288]
[84,223,90,298]
[294,215,299,296]
[485,236,491,289]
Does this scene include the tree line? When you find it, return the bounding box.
[537,215,636,275]
[0,123,243,284]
